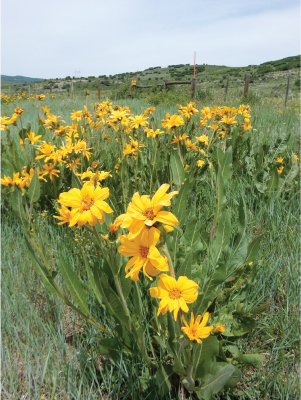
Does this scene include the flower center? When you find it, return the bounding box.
[81,195,94,211]
[143,207,155,220]
[169,288,181,300]
[140,246,149,258]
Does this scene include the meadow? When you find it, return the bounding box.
[1,84,300,400]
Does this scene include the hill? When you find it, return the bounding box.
[1,75,44,84]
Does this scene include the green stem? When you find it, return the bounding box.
[163,243,175,279]
[149,138,158,194]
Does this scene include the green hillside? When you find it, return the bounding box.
[1,75,44,84]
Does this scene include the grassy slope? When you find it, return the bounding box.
[1,95,300,399]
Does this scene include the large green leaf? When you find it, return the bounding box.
[82,253,103,306]
[28,169,40,203]
[24,237,59,298]
[245,235,262,264]
[193,262,226,317]
[58,256,90,316]
[211,210,231,263]
[170,152,185,187]
[266,168,279,197]
[176,252,192,279]
[193,335,219,380]
[12,189,29,232]
[173,179,191,225]
[197,364,235,400]
[96,338,122,365]
[184,216,201,247]
[92,264,130,328]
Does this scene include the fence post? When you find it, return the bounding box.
[285,70,291,111]
[190,79,196,99]
[163,80,167,90]
[224,74,230,102]
[98,78,100,101]
[243,75,250,98]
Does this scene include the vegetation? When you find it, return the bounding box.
[1,73,300,399]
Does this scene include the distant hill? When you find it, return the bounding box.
[1,75,44,84]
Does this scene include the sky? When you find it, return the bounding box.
[1,0,300,79]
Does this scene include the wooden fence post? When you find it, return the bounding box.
[243,75,250,98]
[98,78,100,101]
[163,80,167,90]
[224,74,230,102]
[285,70,291,111]
[191,79,196,99]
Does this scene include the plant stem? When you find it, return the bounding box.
[149,138,158,194]
[163,243,175,279]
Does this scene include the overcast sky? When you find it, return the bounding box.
[1,0,300,79]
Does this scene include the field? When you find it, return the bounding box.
[1,79,300,400]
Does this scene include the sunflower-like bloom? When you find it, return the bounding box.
[58,182,113,227]
[118,227,168,281]
[115,184,178,238]
[149,274,199,320]
[54,205,72,225]
[36,94,45,101]
[275,157,284,164]
[181,312,213,343]
[129,114,148,129]
[214,324,225,333]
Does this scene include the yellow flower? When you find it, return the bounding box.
[181,312,213,343]
[149,274,199,320]
[42,163,60,181]
[214,324,225,333]
[14,107,24,115]
[26,130,42,144]
[36,94,45,101]
[184,165,189,170]
[277,166,284,175]
[54,205,72,225]
[71,110,82,121]
[129,114,149,130]
[161,114,184,134]
[220,116,237,125]
[196,135,209,146]
[58,182,113,227]
[294,153,299,163]
[275,157,284,164]
[118,227,168,281]
[197,160,205,167]
[36,142,56,160]
[115,184,178,238]
[143,107,156,115]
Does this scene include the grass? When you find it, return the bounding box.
[1,91,300,399]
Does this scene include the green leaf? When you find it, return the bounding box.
[231,316,255,336]
[24,237,59,298]
[220,147,233,185]
[28,169,40,203]
[250,301,270,316]
[176,252,192,279]
[71,171,82,189]
[156,364,173,396]
[266,169,279,197]
[197,364,235,400]
[96,338,122,364]
[58,256,90,316]
[12,189,29,232]
[170,152,185,187]
[245,235,262,264]
[236,353,263,369]
[92,264,130,328]
[193,263,226,317]
[184,216,201,247]
[173,179,191,225]
[82,253,103,306]
[212,210,231,263]
[193,336,219,380]
[236,196,247,245]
